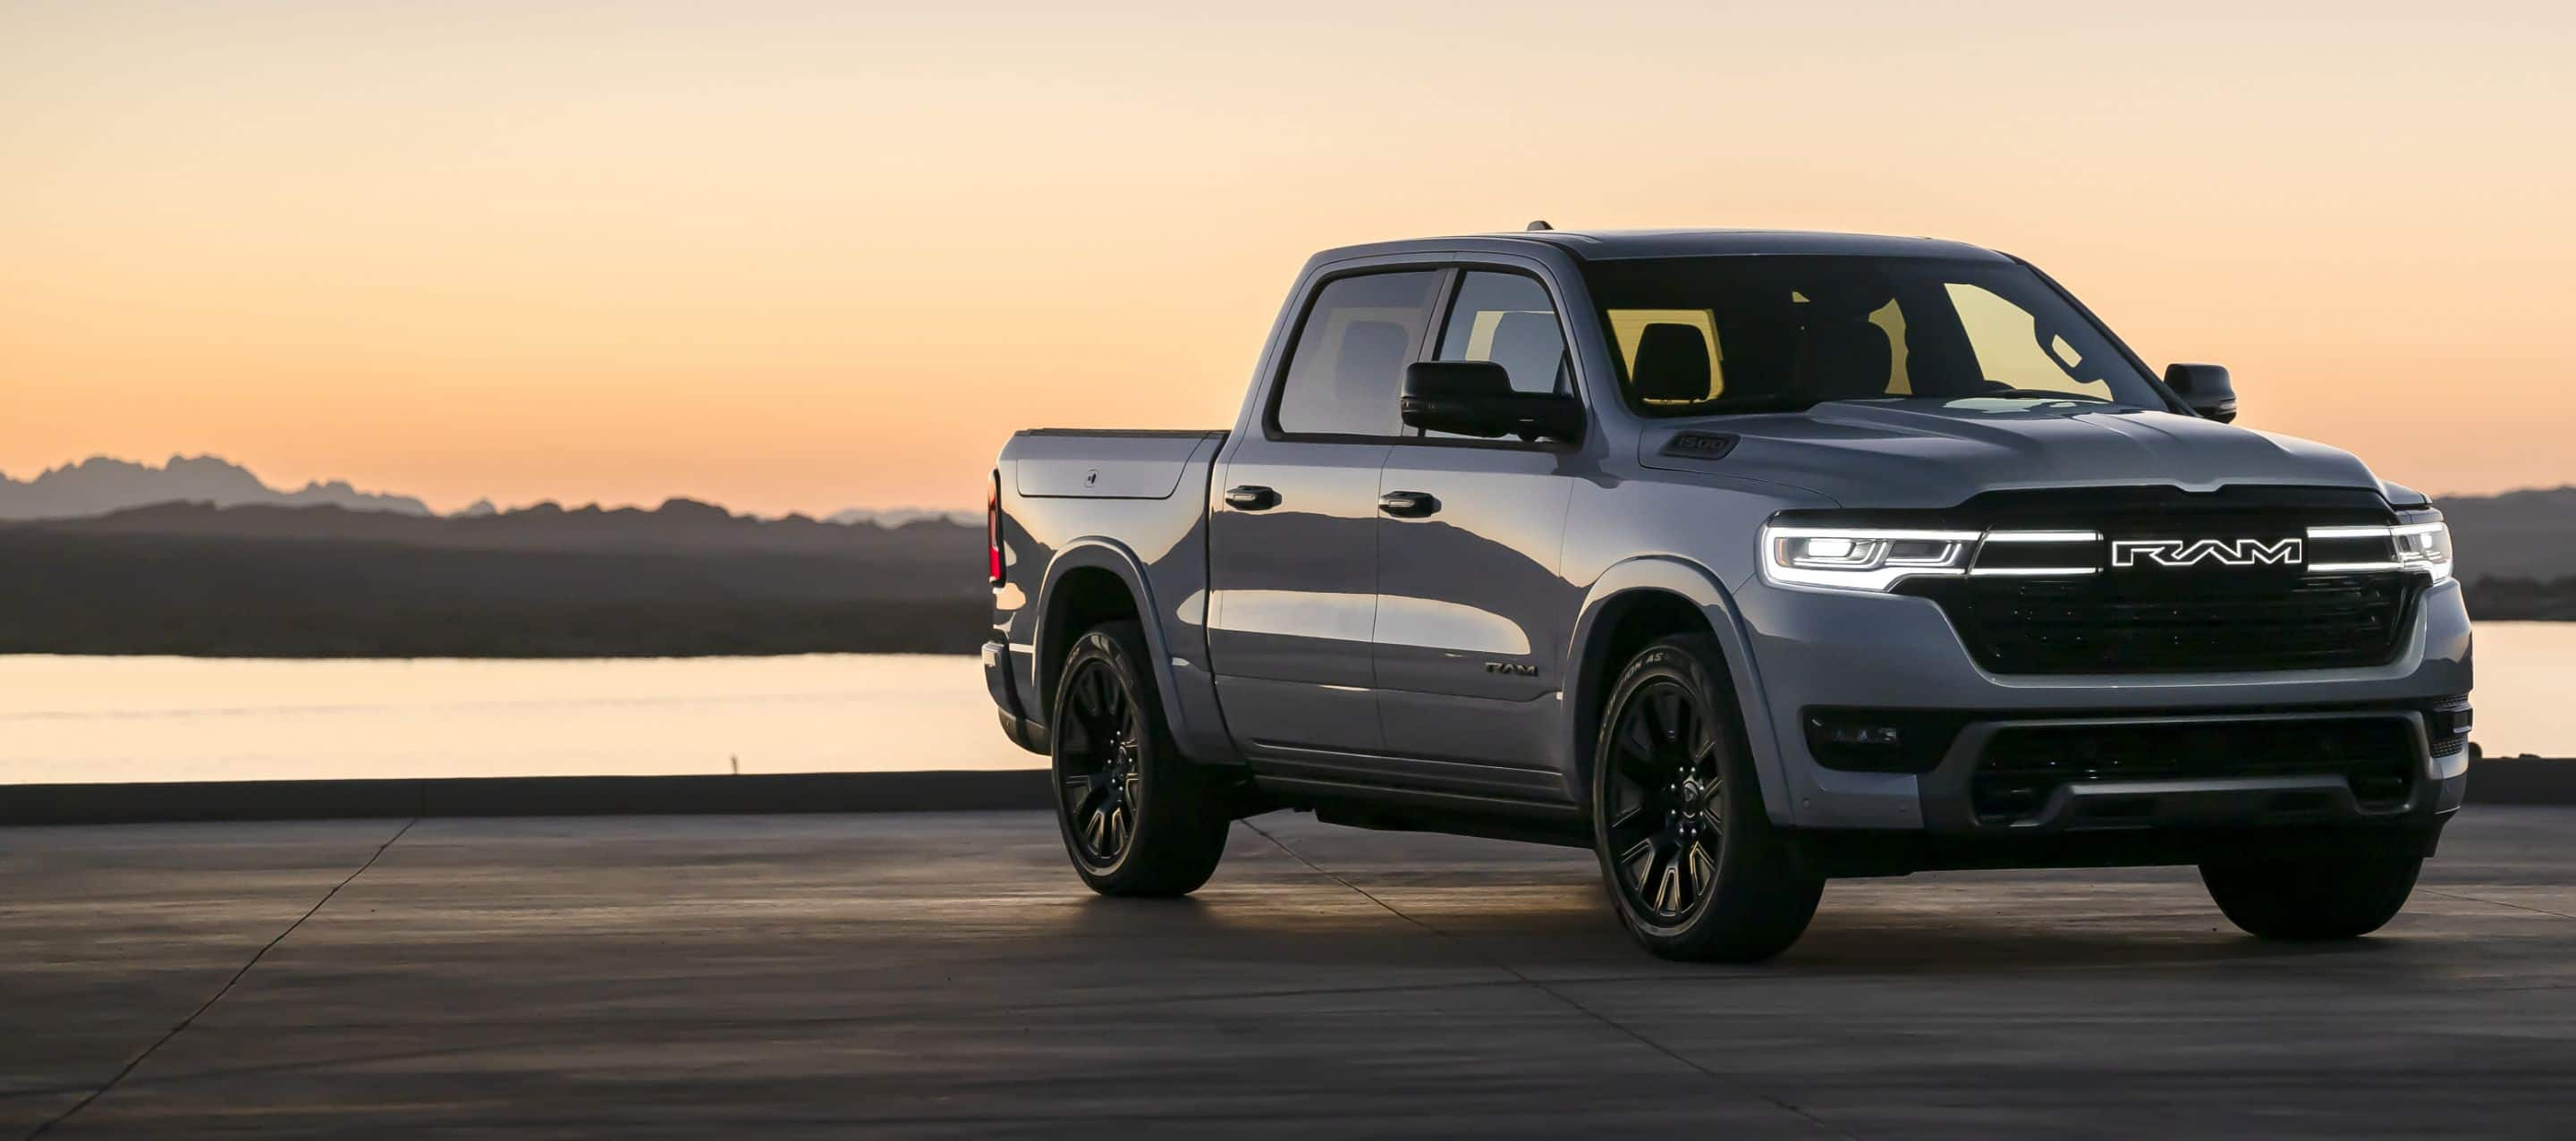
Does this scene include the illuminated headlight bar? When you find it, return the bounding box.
[1763,513,2454,594]
[2307,519,2453,581]
[1761,526,1981,592]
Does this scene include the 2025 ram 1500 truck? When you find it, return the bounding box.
[981,226,2471,961]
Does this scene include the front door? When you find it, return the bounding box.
[1207,269,1441,760]
[1371,270,1581,795]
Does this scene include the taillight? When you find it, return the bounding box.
[987,469,1004,585]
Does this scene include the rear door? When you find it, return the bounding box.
[1208,269,1442,759]
[1370,269,1581,791]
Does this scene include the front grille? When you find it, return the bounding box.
[1971,717,2417,823]
[1911,571,2419,674]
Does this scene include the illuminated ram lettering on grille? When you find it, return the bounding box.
[2108,537,2304,569]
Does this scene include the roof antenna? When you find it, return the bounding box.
[1525,220,1553,232]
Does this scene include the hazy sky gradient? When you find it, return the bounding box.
[4,1,2572,512]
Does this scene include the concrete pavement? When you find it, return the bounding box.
[5,807,2574,1137]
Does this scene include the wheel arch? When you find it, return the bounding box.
[1032,540,1190,745]
[1565,558,1792,825]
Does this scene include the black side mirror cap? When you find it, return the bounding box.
[1401,360,1583,442]
[2165,362,2237,424]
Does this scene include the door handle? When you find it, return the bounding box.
[1378,491,1440,519]
[1224,485,1281,511]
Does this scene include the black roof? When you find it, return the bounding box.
[1316,228,2012,265]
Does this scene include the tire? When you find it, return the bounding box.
[2199,840,2423,940]
[1591,634,1822,961]
[1049,620,1230,897]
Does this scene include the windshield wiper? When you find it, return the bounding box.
[1666,394,1834,416]
[1972,387,2112,402]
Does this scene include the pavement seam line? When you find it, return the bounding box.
[1240,819,1862,1141]
[2420,887,2576,922]
[24,816,419,1141]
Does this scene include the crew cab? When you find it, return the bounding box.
[981,227,2472,960]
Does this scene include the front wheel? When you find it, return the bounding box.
[1591,634,1822,962]
[2199,840,2423,940]
[1049,620,1230,897]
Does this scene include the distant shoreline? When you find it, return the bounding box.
[4,594,2567,662]
[0,598,991,658]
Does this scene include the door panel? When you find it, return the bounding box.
[1208,438,1389,756]
[1207,269,1440,759]
[1372,447,1576,773]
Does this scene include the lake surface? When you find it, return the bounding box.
[3,623,2569,785]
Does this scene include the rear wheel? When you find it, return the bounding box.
[1592,634,1821,961]
[1050,620,1230,897]
[2199,840,2423,939]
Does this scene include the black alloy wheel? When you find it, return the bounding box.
[1046,621,1231,897]
[1057,656,1144,868]
[1590,634,1822,961]
[1604,680,1725,922]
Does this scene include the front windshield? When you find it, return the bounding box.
[1581,255,2170,417]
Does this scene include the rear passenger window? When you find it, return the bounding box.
[1435,273,1567,395]
[1273,271,1440,437]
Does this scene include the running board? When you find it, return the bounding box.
[1252,775,1591,849]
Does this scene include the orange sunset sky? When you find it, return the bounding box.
[4,2,2572,515]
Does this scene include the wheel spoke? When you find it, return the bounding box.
[1634,695,1668,756]
[1607,769,1653,830]
[1083,804,1110,851]
[1078,781,1114,824]
[1607,799,1647,832]
[1072,669,1101,722]
[1655,690,1685,745]
[1686,840,1716,906]
[1093,670,1120,723]
[1618,837,1657,885]
[1654,853,1684,913]
[1619,711,1657,763]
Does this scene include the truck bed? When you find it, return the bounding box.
[990,428,1233,758]
[1007,429,1229,500]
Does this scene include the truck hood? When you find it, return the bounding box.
[1640,398,2395,509]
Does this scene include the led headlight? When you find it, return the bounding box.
[2391,519,2454,582]
[1761,525,1979,592]
[2309,514,2453,582]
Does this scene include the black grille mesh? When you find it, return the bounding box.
[1914,572,2418,674]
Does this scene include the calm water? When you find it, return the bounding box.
[3,624,2570,785]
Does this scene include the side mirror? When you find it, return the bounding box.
[1401,360,1583,442]
[2165,362,2237,424]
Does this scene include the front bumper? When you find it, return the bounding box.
[1729,576,2472,836]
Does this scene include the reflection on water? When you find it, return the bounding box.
[0,655,1037,785]
[0,622,2568,785]
[2464,622,2573,758]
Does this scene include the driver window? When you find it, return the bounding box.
[1435,272,1567,394]
[1422,272,1569,440]
[1945,283,2112,399]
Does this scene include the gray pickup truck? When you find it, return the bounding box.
[980,227,2472,960]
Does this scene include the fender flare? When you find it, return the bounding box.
[1030,537,1196,746]
[1563,556,1793,826]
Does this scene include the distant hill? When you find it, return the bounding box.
[0,455,430,520]
[20,498,983,561]
[0,499,987,657]
[826,506,980,528]
[2438,486,2576,580]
